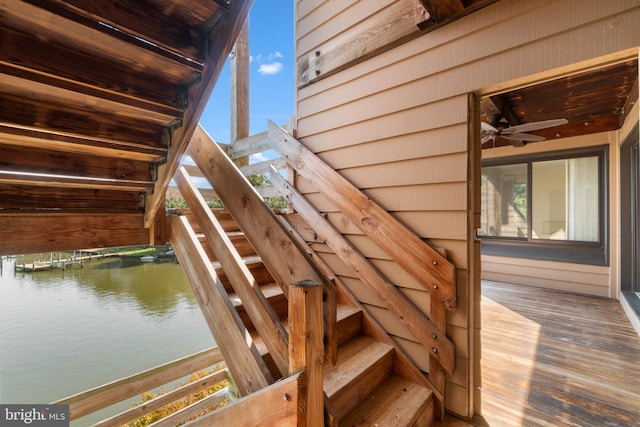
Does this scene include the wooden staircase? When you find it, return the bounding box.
[166,125,457,425]
[172,207,434,426]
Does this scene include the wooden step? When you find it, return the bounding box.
[230,282,288,330]
[324,335,394,422]
[340,375,434,427]
[335,304,362,345]
[198,232,257,261]
[215,257,275,291]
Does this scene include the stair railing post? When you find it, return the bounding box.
[288,280,324,427]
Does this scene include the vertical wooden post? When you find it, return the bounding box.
[230,18,250,167]
[289,280,324,427]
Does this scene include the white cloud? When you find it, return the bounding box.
[258,62,283,75]
[269,51,283,60]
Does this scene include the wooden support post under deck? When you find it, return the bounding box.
[230,18,250,166]
[288,280,324,427]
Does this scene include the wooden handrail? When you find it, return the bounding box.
[53,347,223,420]
[270,167,455,374]
[171,215,273,395]
[92,370,229,427]
[186,125,330,297]
[174,166,290,376]
[267,121,456,311]
[181,372,302,427]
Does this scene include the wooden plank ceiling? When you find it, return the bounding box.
[0,0,252,255]
[481,59,639,149]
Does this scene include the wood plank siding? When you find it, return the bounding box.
[294,0,640,418]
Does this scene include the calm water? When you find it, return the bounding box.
[0,255,213,425]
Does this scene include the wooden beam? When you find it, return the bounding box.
[270,167,455,374]
[297,0,418,88]
[145,0,254,227]
[0,125,166,161]
[174,166,290,376]
[0,171,152,192]
[0,93,166,149]
[16,0,204,70]
[0,184,141,212]
[170,215,273,396]
[0,213,148,256]
[0,26,183,110]
[186,125,331,294]
[183,372,301,427]
[230,19,250,151]
[268,121,457,310]
[418,0,464,23]
[0,0,201,87]
[25,0,205,61]
[0,144,151,182]
[288,280,324,427]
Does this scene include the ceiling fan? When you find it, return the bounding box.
[481,114,569,147]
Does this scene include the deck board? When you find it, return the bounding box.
[477,281,640,427]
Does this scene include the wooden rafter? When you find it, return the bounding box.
[144,0,255,228]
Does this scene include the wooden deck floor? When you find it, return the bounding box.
[466,280,640,426]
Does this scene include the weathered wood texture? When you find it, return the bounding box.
[144,0,255,227]
[174,166,290,376]
[54,347,223,420]
[91,370,228,427]
[0,213,148,256]
[186,125,329,294]
[170,215,273,396]
[480,281,640,426]
[270,166,455,373]
[1,0,252,251]
[294,0,640,417]
[288,281,324,427]
[269,121,456,310]
[183,372,301,427]
[296,0,497,87]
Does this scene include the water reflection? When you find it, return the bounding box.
[10,256,197,317]
[0,255,212,411]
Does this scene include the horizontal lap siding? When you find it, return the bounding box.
[295,0,640,418]
[482,255,611,298]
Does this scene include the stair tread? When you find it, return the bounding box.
[336,304,361,321]
[323,335,394,400]
[341,375,434,427]
[228,282,283,307]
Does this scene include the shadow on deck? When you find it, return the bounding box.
[439,280,640,426]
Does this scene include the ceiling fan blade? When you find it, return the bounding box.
[502,132,546,142]
[481,121,498,133]
[481,135,493,143]
[502,118,568,134]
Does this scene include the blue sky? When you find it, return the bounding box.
[199,1,295,144]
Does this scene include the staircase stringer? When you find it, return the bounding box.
[277,211,445,410]
[169,215,273,396]
[267,120,457,311]
[270,166,455,374]
[173,166,290,376]
[184,124,339,364]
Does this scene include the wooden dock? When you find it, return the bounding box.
[14,252,117,272]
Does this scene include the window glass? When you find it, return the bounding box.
[532,157,599,242]
[480,163,528,238]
